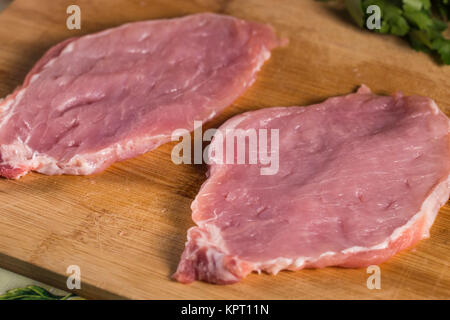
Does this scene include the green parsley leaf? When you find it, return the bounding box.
[339,0,450,64]
[432,37,450,63]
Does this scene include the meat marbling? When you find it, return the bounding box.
[0,13,281,179]
[173,85,450,284]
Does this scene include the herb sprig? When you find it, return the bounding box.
[325,0,450,64]
[0,285,76,300]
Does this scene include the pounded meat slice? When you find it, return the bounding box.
[0,13,281,179]
[173,85,450,284]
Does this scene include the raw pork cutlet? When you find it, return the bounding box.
[0,13,281,179]
[174,85,450,284]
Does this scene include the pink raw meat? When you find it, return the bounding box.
[0,13,281,179]
[173,85,450,284]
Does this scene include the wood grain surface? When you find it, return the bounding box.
[0,0,448,300]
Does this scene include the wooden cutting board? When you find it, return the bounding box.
[0,0,448,300]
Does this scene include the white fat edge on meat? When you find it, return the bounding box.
[430,100,439,115]
[223,46,272,95]
[246,175,449,275]
[205,247,241,282]
[1,128,170,177]
[0,139,49,178]
[184,225,241,282]
[42,133,171,175]
[429,99,450,122]
[188,222,231,259]
[244,46,271,89]
[61,42,75,55]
